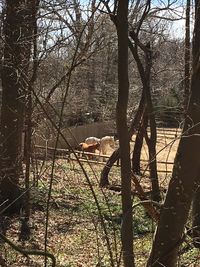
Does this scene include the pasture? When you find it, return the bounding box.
[3,128,199,267]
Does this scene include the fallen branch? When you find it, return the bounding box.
[0,232,56,267]
[132,173,160,222]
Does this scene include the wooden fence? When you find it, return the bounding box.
[32,126,182,174]
[33,121,116,149]
[33,144,175,174]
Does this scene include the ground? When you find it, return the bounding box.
[1,128,200,267]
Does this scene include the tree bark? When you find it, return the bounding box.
[116,0,134,266]
[191,0,200,248]
[21,1,39,240]
[146,1,200,265]
[132,109,147,174]
[0,0,36,214]
[192,181,200,248]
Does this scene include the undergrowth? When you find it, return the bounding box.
[1,159,199,266]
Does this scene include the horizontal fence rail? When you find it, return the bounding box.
[33,145,174,174]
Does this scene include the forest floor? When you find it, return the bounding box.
[2,128,200,267]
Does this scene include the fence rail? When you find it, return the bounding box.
[33,145,174,174]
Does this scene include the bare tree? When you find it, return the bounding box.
[129,37,161,202]
[116,0,135,266]
[184,0,191,110]
[99,0,161,201]
[147,0,200,265]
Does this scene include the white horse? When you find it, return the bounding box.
[85,137,101,145]
[99,136,115,155]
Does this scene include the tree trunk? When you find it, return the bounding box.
[100,149,120,187]
[145,128,161,202]
[116,1,134,266]
[184,0,191,111]
[100,92,145,187]
[130,41,160,202]
[0,0,36,214]
[146,1,200,265]
[191,0,200,248]
[144,43,160,202]
[132,110,147,174]
[23,1,39,235]
[192,181,200,248]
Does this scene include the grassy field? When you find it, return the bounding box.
[2,128,200,266]
[4,160,156,267]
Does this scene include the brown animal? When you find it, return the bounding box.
[79,142,100,159]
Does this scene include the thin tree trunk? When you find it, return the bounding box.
[184,0,191,111]
[116,1,134,266]
[22,1,39,238]
[145,126,161,202]
[100,93,145,187]
[146,1,200,265]
[132,110,147,174]
[130,41,160,202]
[100,149,120,187]
[144,43,160,202]
[192,181,200,248]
